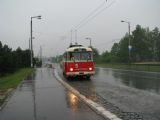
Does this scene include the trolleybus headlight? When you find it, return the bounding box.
[70,68,73,71]
[89,67,92,71]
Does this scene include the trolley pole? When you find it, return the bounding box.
[75,29,77,44]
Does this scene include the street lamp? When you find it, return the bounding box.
[85,37,92,47]
[30,15,42,67]
[121,20,131,62]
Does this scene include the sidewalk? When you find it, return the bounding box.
[0,68,104,120]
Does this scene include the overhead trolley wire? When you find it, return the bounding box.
[64,0,116,46]
[76,0,116,29]
[75,0,107,29]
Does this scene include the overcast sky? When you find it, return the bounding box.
[0,0,160,57]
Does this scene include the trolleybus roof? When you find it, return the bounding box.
[66,45,92,52]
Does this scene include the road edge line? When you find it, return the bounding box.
[54,69,122,120]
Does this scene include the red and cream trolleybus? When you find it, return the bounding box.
[61,44,95,79]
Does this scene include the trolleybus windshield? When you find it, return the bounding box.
[69,52,92,61]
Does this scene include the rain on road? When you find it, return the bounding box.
[56,64,160,120]
[1,64,160,120]
[0,68,105,120]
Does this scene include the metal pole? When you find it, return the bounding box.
[29,38,31,50]
[75,29,77,44]
[128,22,130,44]
[30,15,41,67]
[90,38,92,47]
[128,22,131,63]
[86,37,92,47]
[121,20,131,63]
[70,30,72,44]
[40,46,42,62]
[30,18,33,67]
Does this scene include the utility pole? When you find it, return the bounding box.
[30,19,33,67]
[30,15,41,67]
[121,20,131,63]
[70,30,73,44]
[86,37,92,47]
[29,38,31,50]
[40,46,42,62]
[75,29,77,44]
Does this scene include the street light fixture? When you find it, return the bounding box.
[30,15,42,67]
[121,20,131,62]
[85,37,92,47]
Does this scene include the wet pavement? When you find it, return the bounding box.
[55,64,160,120]
[94,68,160,94]
[0,68,105,120]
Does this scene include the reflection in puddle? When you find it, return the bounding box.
[65,77,97,102]
[66,91,78,111]
[65,78,97,110]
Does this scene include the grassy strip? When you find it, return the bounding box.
[0,68,34,91]
[0,68,33,105]
[95,63,160,72]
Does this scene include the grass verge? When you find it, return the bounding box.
[0,68,34,105]
[95,63,160,72]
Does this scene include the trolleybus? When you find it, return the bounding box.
[60,44,95,79]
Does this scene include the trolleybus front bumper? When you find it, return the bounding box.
[66,71,95,76]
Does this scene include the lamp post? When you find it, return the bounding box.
[86,37,92,47]
[30,15,41,67]
[121,20,131,62]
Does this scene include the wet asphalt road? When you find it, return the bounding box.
[0,68,105,120]
[55,64,160,120]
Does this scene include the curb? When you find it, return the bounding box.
[0,77,25,111]
[54,70,122,120]
[0,88,15,111]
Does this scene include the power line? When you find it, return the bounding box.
[76,0,116,29]
[75,0,107,29]
[70,0,109,44]
[59,0,115,48]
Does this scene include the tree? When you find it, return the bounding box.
[116,35,130,63]
[0,41,31,75]
[131,25,150,62]
[110,43,120,62]
[100,50,112,63]
[111,43,119,56]
[91,47,100,63]
[97,25,160,63]
[151,27,160,61]
[144,27,154,61]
